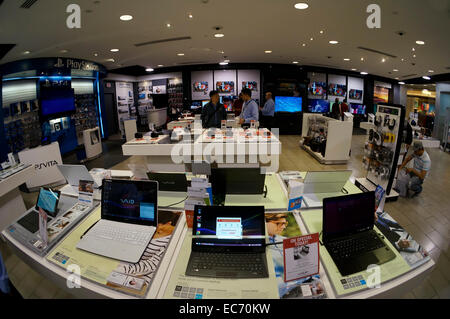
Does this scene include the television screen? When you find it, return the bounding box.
[307,99,330,113]
[40,88,75,117]
[191,101,202,110]
[308,81,327,96]
[193,81,208,92]
[349,89,363,100]
[242,81,258,91]
[275,96,302,113]
[202,100,209,107]
[328,83,347,97]
[350,104,366,115]
[216,81,234,93]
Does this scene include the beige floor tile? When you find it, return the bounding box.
[428,268,450,299]
[412,279,437,299]
[401,291,416,299]
[32,279,60,299]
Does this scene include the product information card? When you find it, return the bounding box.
[78,180,94,207]
[283,233,320,282]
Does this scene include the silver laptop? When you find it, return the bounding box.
[77,179,158,263]
[302,170,352,208]
[57,164,101,188]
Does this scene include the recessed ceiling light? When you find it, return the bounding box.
[416,40,425,45]
[60,49,69,53]
[292,61,299,64]
[361,57,364,61]
[106,58,115,62]
[120,15,133,21]
[344,58,350,61]
[110,49,119,52]
[177,53,185,56]
[94,53,98,57]
[412,47,415,51]
[395,77,399,80]
[188,13,193,19]
[219,62,228,65]
[428,70,434,73]
[294,3,309,10]
[310,37,314,41]
[319,30,324,34]
[23,51,31,55]
[157,64,164,67]
[166,23,172,28]
[413,54,416,58]
[360,71,368,75]
[302,43,306,47]
[214,33,225,38]
[401,58,405,61]
[329,40,339,44]
[381,58,386,62]
[265,50,272,53]
[422,76,431,80]
[399,82,405,85]
[218,50,225,54]
[146,68,154,72]
[351,68,357,71]
[393,69,399,72]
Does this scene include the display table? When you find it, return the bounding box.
[0,165,34,232]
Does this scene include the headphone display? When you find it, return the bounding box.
[388,118,396,130]
[375,115,382,126]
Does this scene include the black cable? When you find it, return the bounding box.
[165,196,189,208]
[265,241,283,246]
[341,187,348,194]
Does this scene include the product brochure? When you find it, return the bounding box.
[47,209,184,298]
[265,212,326,299]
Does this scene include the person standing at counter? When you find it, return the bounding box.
[260,92,275,130]
[239,88,259,125]
[340,98,349,120]
[331,98,341,120]
[201,90,227,128]
[232,93,244,116]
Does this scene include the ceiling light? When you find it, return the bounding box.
[412,47,415,51]
[60,49,69,53]
[319,30,324,34]
[292,61,299,64]
[361,57,364,61]
[214,33,225,38]
[381,58,386,62]
[23,51,31,55]
[146,68,154,72]
[401,58,405,61]
[344,58,350,61]
[399,82,405,85]
[120,15,133,21]
[395,77,399,80]
[157,64,164,67]
[360,71,368,75]
[428,70,434,73]
[188,13,193,19]
[351,68,357,71]
[106,58,115,62]
[302,43,306,47]
[219,62,228,65]
[329,40,338,44]
[310,37,314,41]
[94,53,98,57]
[265,50,272,54]
[422,76,431,80]
[416,40,425,45]
[413,54,416,58]
[422,89,430,94]
[393,69,399,72]
[294,3,309,10]
[110,49,119,52]
[177,53,185,56]
[166,23,172,28]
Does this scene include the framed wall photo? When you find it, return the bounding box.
[327,83,347,97]
[242,81,258,91]
[193,81,208,92]
[216,81,235,93]
[308,81,327,97]
[349,89,363,100]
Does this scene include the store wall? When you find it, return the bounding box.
[0,78,6,163]
[213,69,237,96]
[434,82,450,140]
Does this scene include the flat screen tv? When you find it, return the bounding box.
[193,81,208,92]
[216,81,234,93]
[349,89,363,100]
[307,99,330,113]
[275,96,302,113]
[308,81,327,96]
[40,87,75,117]
[328,83,347,97]
[350,103,366,115]
[242,81,258,91]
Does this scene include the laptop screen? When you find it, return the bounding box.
[192,205,265,252]
[322,192,375,242]
[210,168,266,195]
[101,179,158,226]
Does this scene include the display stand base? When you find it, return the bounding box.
[355,177,399,202]
[301,144,348,165]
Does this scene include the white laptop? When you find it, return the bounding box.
[302,170,352,208]
[76,179,158,263]
[57,164,102,189]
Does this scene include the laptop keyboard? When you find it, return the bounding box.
[327,232,386,260]
[189,252,266,275]
[17,210,53,234]
[92,225,152,246]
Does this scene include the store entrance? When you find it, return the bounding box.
[104,93,119,137]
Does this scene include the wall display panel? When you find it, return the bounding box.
[237,70,260,99]
[71,79,94,94]
[2,80,37,106]
[374,86,389,103]
[214,70,237,96]
[348,77,364,104]
[327,74,347,100]
[307,72,327,99]
[191,71,213,100]
[115,82,134,138]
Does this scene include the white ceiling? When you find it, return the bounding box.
[1,0,450,80]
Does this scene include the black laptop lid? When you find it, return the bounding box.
[322,192,375,243]
[210,168,265,195]
[192,205,266,252]
[101,179,158,226]
[147,172,188,192]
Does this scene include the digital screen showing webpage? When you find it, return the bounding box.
[216,217,243,239]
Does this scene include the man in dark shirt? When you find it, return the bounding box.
[201,90,227,128]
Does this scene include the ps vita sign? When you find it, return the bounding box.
[54,58,100,72]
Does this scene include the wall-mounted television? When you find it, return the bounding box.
[349,89,363,100]
[275,96,302,113]
[242,81,258,91]
[40,88,75,117]
[307,99,330,113]
[308,81,327,96]
[350,103,366,115]
[216,81,234,93]
[193,81,208,92]
[328,83,347,97]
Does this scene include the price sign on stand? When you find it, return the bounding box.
[283,233,320,282]
[78,180,94,207]
[38,207,48,247]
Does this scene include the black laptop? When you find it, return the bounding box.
[210,168,266,196]
[186,205,268,279]
[147,172,188,192]
[322,192,396,276]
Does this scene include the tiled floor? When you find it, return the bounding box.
[1,133,449,299]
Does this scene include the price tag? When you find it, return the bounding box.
[283,233,320,282]
[78,180,94,207]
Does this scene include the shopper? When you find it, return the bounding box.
[340,98,349,120]
[0,252,21,298]
[260,92,275,130]
[331,98,341,120]
[201,90,227,128]
[239,88,259,125]
[232,93,244,117]
[395,141,431,198]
